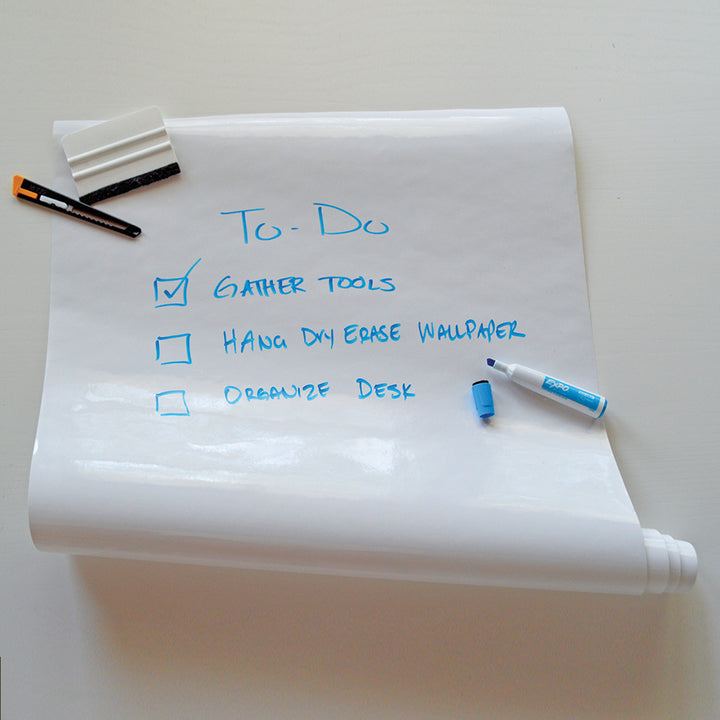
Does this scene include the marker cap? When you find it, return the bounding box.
[472,380,495,419]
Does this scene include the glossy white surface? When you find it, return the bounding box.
[2,1,719,718]
[29,109,664,594]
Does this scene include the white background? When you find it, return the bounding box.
[1,2,718,718]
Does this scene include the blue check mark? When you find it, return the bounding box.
[163,282,184,300]
[154,258,201,308]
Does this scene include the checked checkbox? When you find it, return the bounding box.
[154,258,201,308]
[155,333,192,365]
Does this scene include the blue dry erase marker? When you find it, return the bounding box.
[487,358,607,419]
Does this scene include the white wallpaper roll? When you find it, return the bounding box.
[28,109,696,594]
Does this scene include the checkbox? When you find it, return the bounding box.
[155,333,192,365]
[154,276,190,307]
[154,258,201,308]
[155,390,190,416]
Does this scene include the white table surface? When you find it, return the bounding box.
[1,2,718,718]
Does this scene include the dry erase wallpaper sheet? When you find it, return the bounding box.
[29,109,653,593]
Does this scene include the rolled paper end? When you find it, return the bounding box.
[643,528,698,594]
